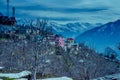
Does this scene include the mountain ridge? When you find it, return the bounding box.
[75,19,120,55]
[50,22,102,38]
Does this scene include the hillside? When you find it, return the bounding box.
[0,40,119,80]
[75,19,120,54]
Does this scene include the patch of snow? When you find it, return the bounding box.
[92,73,120,80]
[0,67,4,70]
[81,25,88,29]
[79,59,84,63]
[49,42,55,45]
[86,53,89,57]
[0,71,31,78]
[40,77,73,80]
[45,60,51,63]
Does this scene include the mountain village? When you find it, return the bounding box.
[0,0,120,80]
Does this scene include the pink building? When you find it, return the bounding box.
[54,35,65,47]
[59,37,65,47]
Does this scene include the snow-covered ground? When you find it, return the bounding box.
[0,71,31,78]
[92,73,120,80]
[0,67,4,70]
[40,77,73,80]
[0,76,73,80]
[0,70,72,80]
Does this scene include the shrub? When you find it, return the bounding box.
[0,77,14,80]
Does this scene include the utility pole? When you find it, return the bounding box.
[7,0,9,17]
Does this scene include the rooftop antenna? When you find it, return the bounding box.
[12,7,15,17]
[7,0,9,17]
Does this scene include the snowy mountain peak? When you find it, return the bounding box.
[50,22,102,38]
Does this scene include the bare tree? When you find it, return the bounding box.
[29,19,52,80]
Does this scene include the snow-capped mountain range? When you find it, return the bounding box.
[75,19,120,55]
[16,18,102,38]
[50,22,102,38]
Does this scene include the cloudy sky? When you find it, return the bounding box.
[0,0,120,24]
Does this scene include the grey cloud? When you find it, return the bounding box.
[17,4,109,13]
